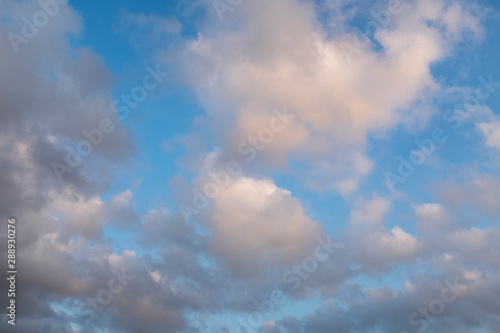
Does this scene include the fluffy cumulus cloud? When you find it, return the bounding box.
[439,176,500,218]
[161,0,485,193]
[413,203,452,233]
[0,0,140,331]
[1,0,500,332]
[346,197,420,271]
[209,176,324,276]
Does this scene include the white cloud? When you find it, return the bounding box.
[347,197,420,269]
[477,121,500,149]
[209,176,324,276]
[413,203,452,232]
[350,197,392,227]
[162,0,484,195]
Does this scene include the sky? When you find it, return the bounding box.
[1,0,500,332]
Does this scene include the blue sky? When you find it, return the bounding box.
[1,0,500,332]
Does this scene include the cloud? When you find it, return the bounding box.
[477,120,500,149]
[0,0,137,214]
[413,203,453,233]
[346,197,420,270]
[439,176,500,218]
[270,268,500,333]
[209,176,324,277]
[0,0,497,332]
[0,1,142,331]
[158,0,484,195]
